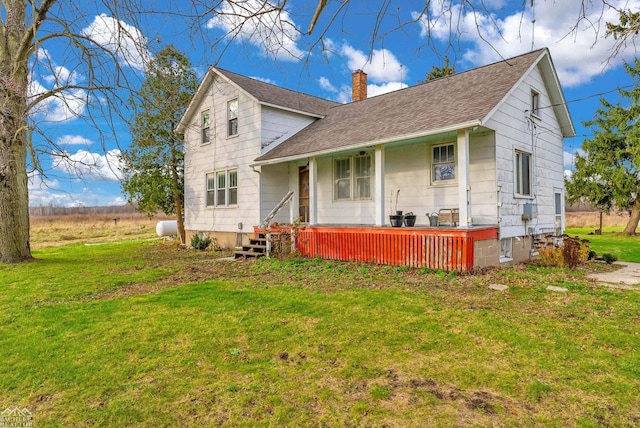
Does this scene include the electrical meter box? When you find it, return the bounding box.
[522,203,537,221]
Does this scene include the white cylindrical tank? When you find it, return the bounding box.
[156,220,178,237]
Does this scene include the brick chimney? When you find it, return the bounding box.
[352,69,367,102]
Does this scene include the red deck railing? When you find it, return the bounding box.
[257,225,498,272]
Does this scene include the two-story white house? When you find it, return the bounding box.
[177,48,574,271]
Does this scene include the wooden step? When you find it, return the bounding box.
[234,250,266,260]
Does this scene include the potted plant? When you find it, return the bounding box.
[404,212,416,227]
[389,190,403,227]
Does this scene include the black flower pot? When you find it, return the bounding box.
[389,214,404,227]
[404,215,417,227]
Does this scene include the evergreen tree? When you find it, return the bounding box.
[566,59,640,234]
[120,45,196,244]
[425,56,455,81]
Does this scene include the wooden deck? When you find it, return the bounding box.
[257,225,498,272]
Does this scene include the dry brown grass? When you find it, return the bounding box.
[30,212,173,249]
[565,210,630,228]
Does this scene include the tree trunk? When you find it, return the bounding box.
[0,132,32,263]
[0,0,32,263]
[174,186,186,245]
[623,198,640,235]
[170,148,185,245]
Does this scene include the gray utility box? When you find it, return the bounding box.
[522,203,537,221]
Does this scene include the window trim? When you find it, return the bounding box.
[514,149,533,198]
[227,98,238,137]
[206,168,238,208]
[201,110,210,145]
[333,153,373,202]
[430,142,457,186]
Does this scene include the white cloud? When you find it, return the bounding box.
[413,1,640,87]
[564,169,573,180]
[81,13,151,72]
[331,43,408,102]
[28,74,87,122]
[564,148,585,169]
[28,171,126,208]
[53,149,123,182]
[250,75,277,84]
[340,44,406,83]
[206,0,303,61]
[318,76,337,92]
[368,82,408,98]
[56,135,93,147]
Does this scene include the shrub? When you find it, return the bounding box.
[587,250,597,260]
[602,253,618,264]
[537,235,589,269]
[191,233,212,251]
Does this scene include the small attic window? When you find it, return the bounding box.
[530,89,540,118]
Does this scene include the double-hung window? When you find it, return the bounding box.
[515,150,532,197]
[206,169,238,207]
[206,173,215,206]
[201,110,210,144]
[333,153,372,201]
[432,143,455,182]
[227,99,238,136]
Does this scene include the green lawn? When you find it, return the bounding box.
[566,227,640,263]
[1,241,639,426]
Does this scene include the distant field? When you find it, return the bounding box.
[565,210,630,229]
[30,212,172,249]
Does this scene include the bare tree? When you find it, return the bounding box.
[0,0,151,263]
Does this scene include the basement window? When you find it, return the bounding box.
[500,238,513,263]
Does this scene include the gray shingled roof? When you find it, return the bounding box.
[217,68,339,117]
[255,49,547,163]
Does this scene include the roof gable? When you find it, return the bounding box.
[255,49,574,164]
[177,67,338,134]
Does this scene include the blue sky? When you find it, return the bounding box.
[27,0,640,207]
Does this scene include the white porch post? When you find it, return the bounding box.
[374,145,385,226]
[457,129,471,227]
[309,156,318,225]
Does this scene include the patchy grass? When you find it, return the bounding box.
[1,241,639,426]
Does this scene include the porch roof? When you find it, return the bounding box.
[254,48,566,165]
